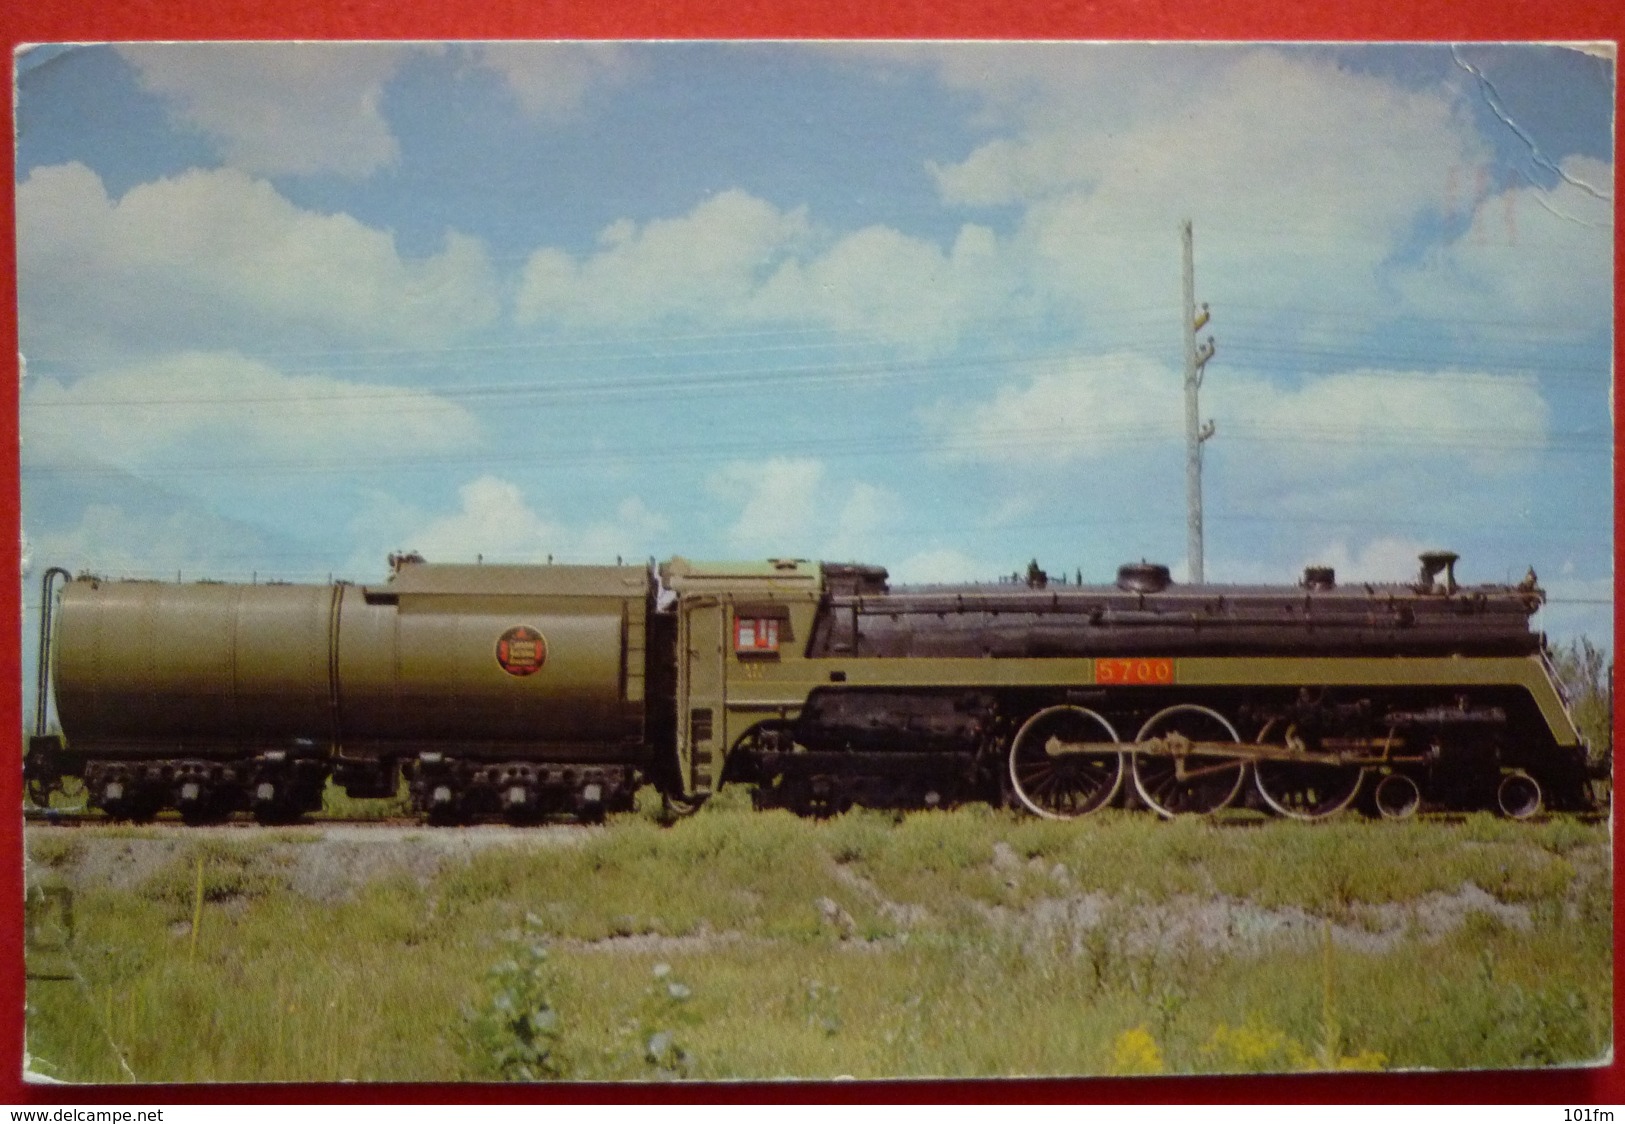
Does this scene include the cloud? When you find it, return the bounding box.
[1297,536,1439,584]
[707,458,909,561]
[384,476,666,565]
[1210,368,1551,477]
[25,503,287,580]
[118,43,414,179]
[934,48,1483,220]
[924,47,1512,331]
[927,356,1548,476]
[517,190,814,327]
[921,352,1182,466]
[1390,153,1614,330]
[887,547,1008,585]
[513,46,1609,374]
[710,457,826,553]
[515,189,1015,353]
[476,43,636,120]
[17,163,500,363]
[23,351,480,471]
[823,482,905,563]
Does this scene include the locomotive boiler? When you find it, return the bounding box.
[25,549,1600,823]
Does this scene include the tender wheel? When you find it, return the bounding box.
[1131,704,1248,817]
[27,774,85,812]
[1252,722,1364,821]
[1007,705,1124,820]
[25,776,55,809]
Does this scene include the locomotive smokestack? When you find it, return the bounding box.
[1418,551,1460,594]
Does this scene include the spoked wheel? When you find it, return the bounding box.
[1007,705,1124,820]
[1131,704,1248,817]
[1252,721,1364,820]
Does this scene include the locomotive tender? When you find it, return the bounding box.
[25,549,1598,824]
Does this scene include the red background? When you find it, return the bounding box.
[1,0,1619,1105]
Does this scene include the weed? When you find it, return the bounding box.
[801,978,842,1037]
[460,923,566,1081]
[26,835,84,869]
[639,962,696,1078]
[137,839,291,917]
[21,810,1611,1082]
[1108,1025,1165,1075]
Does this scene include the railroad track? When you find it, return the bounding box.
[21,808,531,830]
[23,804,1608,829]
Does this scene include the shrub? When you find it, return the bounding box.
[460,924,566,1081]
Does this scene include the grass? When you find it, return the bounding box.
[22,796,1613,1083]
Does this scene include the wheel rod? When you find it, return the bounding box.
[1044,736,1424,767]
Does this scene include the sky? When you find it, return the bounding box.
[13,42,1617,693]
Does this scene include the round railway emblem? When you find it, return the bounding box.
[495,625,548,677]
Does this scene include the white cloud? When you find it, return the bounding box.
[516,190,1015,353]
[118,43,414,179]
[512,46,1609,368]
[925,47,1513,331]
[385,476,665,565]
[1298,537,1438,584]
[27,503,282,580]
[1391,154,1614,330]
[710,457,826,553]
[1210,368,1551,478]
[934,48,1482,222]
[887,547,1007,585]
[17,163,500,362]
[928,357,1548,477]
[706,458,913,561]
[518,190,814,327]
[922,352,1182,466]
[23,351,479,469]
[823,482,904,563]
[476,43,636,120]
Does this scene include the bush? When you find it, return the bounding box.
[1549,636,1612,764]
[460,923,566,1081]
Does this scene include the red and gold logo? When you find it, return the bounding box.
[496,625,548,677]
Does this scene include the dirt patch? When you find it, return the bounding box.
[23,822,593,902]
[975,882,1535,960]
[830,864,931,929]
[567,925,758,956]
[17,822,1574,961]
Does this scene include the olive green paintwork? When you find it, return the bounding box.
[50,558,1583,800]
[54,580,338,751]
[657,562,1583,800]
[52,564,650,762]
[660,558,821,794]
[339,564,649,759]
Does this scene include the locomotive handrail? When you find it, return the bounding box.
[34,567,72,738]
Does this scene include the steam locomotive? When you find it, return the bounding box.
[24,549,1600,824]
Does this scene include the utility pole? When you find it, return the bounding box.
[1181,219,1217,584]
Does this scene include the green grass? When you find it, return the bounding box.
[22,800,1612,1083]
[318,777,413,820]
